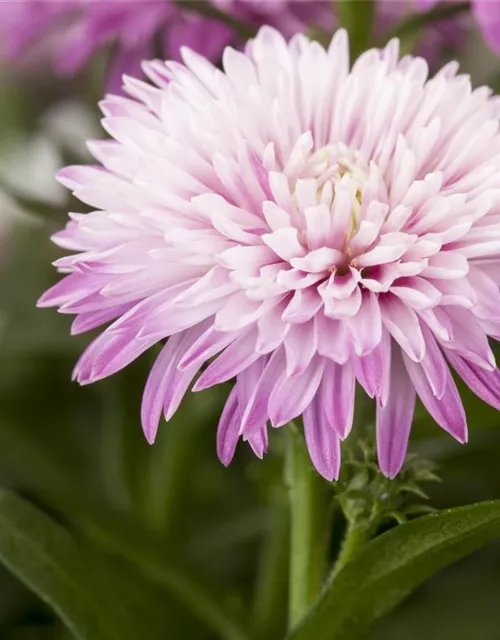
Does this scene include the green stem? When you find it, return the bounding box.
[143,392,223,538]
[286,425,331,630]
[330,521,372,581]
[143,421,192,536]
[252,494,289,640]
[379,1,470,45]
[100,381,132,512]
[337,0,375,60]
[174,0,256,41]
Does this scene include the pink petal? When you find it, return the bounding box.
[472,0,500,54]
[262,227,306,261]
[240,348,286,437]
[353,332,391,402]
[345,290,382,356]
[193,329,260,391]
[376,349,416,479]
[216,388,241,466]
[141,323,208,443]
[446,350,500,411]
[381,295,425,361]
[268,356,325,428]
[404,353,467,443]
[247,428,269,459]
[316,315,350,364]
[283,321,317,376]
[303,395,341,481]
[320,361,356,439]
[419,326,448,399]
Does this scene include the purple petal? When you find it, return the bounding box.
[303,395,341,481]
[216,388,241,466]
[283,320,317,376]
[345,291,382,356]
[73,329,158,385]
[141,322,209,443]
[268,355,325,428]
[320,361,355,439]
[240,348,286,437]
[381,295,425,362]
[419,325,448,399]
[178,324,237,371]
[376,349,416,479]
[247,428,268,459]
[70,303,133,335]
[404,352,467,443]
[236,358,267,448]
[193,328,259,391]
[439,307,495,370]
[446,350,500,411]
[106,45,149,95]
[473,0,500,53]
[353,331,391,402]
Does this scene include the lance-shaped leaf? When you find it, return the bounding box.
[289,500,500,640]
[0,489,168,640]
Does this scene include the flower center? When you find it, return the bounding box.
[305,143,370,192]
[291,142,372,258]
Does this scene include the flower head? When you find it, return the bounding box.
[380,0,466,62]
[0,0,331,92]
[418,0,500,55]
[39,27,500,480]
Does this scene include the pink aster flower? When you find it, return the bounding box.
[378,0,466,63]
[419,0,500,55]
[39,27,500,481]
[0,0,331,92]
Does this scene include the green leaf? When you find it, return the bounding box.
[0,419,250,640]
[0,489,167,640]
[289,500,500,640]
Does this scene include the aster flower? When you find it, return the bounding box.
[418,0,500,55]
[39,27,500,481]
[0,0,331,92]
[379,0,466,62]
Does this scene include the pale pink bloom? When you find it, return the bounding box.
[40,27,500,480]
[0,0,331,92]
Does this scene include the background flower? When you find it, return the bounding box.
[380,0,467,61]
[40,27,500,482]
[0,0,467,94]
[419,0,500,54]
[0,0,331,92]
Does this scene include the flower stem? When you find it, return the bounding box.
[337,0,375,59]
[174,0,256,41]
[286,425,331,630]
[252,495,289,640]
[330,521,373,581]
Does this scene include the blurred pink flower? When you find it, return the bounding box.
[379,0,466,62]
[472,1,500,53]
[0,0,331,92]
[419,0,500,54]
[40,27,500,480]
